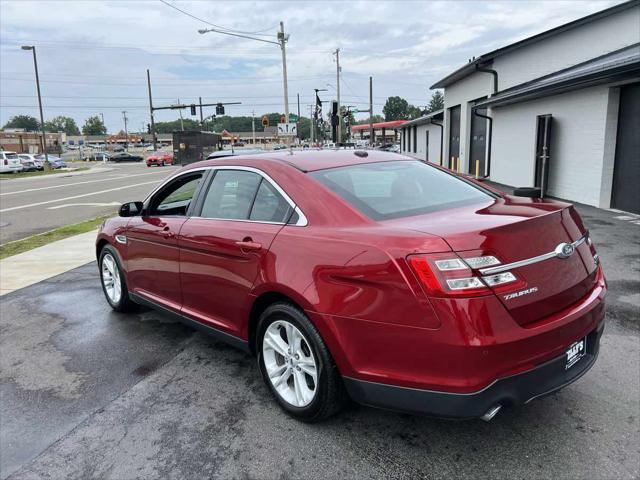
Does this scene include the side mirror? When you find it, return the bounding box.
[513,187,542,199]
[119,201,144,217]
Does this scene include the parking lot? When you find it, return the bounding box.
[0,201,638,480]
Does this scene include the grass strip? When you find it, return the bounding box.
[0,214,113,260]
[0,167,89,180]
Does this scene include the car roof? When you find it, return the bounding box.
[196,149,413,172]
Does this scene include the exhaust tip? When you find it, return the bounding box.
[480,405,502,422]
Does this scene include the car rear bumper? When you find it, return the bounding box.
[343,322,603,419]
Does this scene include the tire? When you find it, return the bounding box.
[99,245,137,312]
[257,302,347,422]
[147,164,151,167]
[161,160,166,167]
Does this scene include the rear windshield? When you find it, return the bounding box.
[310,160,493,220]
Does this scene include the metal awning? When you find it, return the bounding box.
[395,110,444,129]
[475,44,640,108]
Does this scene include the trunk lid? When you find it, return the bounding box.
[387,197,597,325]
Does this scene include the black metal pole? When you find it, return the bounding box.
[31,47,49,170]
[147,69,157,152]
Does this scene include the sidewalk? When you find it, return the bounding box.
[0,229,98,296]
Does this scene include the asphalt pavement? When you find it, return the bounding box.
[0,204,638,480]
[0,162,178,243]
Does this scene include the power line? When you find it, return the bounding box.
[157,0,277,37]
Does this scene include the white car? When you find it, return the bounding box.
[18,153,44,170]
[0,151,24,173]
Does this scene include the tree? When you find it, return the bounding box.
[44,116,80,135]
[355,114,384,125]
[426,90,444,113]
[383,96,412,121]
[3,115,40,131]
[408,105,423,120]
[82,116,107,135]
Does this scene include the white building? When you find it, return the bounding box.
[402,0,640,213]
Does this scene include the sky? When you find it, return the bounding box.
[0,0,622,133]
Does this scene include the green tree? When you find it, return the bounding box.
[383,96,412,120]
[355,114,384,125]
[426,90,444,113]
[408,105,423,120]
[3,115,40,131]
[82,115,107,135]
[44,116,80,135]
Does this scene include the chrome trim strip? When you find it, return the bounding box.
[143,165,308,227]
[479,231,589,276]
[115,235,127,244]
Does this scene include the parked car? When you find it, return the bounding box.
[145,145,156,152]
[35,154,67,169]
[146,152,174,167]
[88,152,111,162]
[110,152,143,162]
[18,153,44,171]
[0,151,24,173]
[206,149,264,160]
[113,145,125,152]
[16,154,38,172]
[97,150,605,422]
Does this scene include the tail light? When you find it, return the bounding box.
[3,159,7,165]
[407,252,525,297]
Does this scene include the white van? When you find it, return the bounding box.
[0,151,24,174]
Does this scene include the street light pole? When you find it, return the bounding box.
[334,48,341,143]
[197,22,289,131]
[21,45,49,170]
[278,22,290,123]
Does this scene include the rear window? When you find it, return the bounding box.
[310,160,493,220]
[6,153,18,160]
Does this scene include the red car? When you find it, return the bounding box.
[146,152,173,167]
[96,151,605,422]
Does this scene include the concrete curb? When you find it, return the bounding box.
[0,229,98,296]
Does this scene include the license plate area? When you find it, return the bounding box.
[565,337,587,370]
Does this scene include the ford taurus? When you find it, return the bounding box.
[96,150,605,422]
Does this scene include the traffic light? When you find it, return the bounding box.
[147,123,151,134]
[190,104,196,116]
[216,103,225,115]
[331,100,339,127]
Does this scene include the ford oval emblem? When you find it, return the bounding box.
[555,242,575,259]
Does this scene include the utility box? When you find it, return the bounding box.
[173,130,222,165]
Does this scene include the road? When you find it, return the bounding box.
[0,204,638,480]
[0,162,178,243]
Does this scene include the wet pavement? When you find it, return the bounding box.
[0,203,638,479]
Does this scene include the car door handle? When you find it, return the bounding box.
[235,239,262,250]
[161,226,175,239]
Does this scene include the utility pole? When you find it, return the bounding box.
[199,96,204,125]
[122,110,129,150]
[297,93,301,144]
[369,76,374,147]
[278,22,290,123]
[147,69,157,152]
[177,99,184,131]
[251,110,256,145]
[309,105,315,145]
[334,48,341,144]
[20,45,49,170]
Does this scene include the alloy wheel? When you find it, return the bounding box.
[101,253,122,304]
[262,320,318,407]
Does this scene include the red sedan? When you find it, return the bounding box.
[146,152,173,167]
[96,150,605,422]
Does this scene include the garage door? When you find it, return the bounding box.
[612,83,640,214]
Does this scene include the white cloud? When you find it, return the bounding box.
[0,0,622,129]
